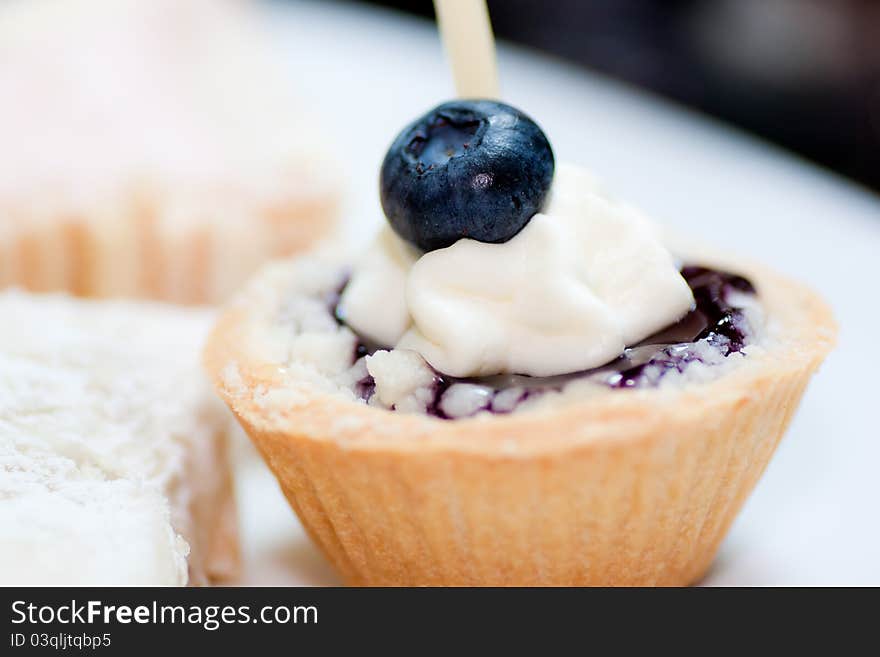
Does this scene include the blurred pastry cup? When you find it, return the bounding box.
[0,181,337,304]
[0,0,338,305]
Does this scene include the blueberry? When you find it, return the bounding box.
[380,100,554,252]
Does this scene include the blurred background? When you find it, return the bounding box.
[354,0,880,191]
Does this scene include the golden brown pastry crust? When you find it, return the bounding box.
[0,193,336,305]
[205,252,836,585]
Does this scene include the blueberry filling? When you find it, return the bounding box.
[337,266,757,418]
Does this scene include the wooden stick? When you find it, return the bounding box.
[433,0,499,98]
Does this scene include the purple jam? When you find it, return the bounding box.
[335,266,757,419]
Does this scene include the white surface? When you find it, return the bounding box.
[235,0,880,586]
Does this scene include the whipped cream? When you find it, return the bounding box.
[338,163,695,377]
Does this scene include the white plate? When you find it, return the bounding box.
[234,0,880,586]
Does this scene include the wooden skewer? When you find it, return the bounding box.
[433,0,499,98]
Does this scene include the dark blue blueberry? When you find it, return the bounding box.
[380,100,555,252]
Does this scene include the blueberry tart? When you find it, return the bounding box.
[206,100,836,585]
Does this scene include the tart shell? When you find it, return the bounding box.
[0,192,336,305]
[205,253,836,586]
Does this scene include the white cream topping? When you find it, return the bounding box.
[365,349,436,412]
[339,163,695,378]
[340,228,419,347]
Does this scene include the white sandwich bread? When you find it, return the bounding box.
[0,291,239,585]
